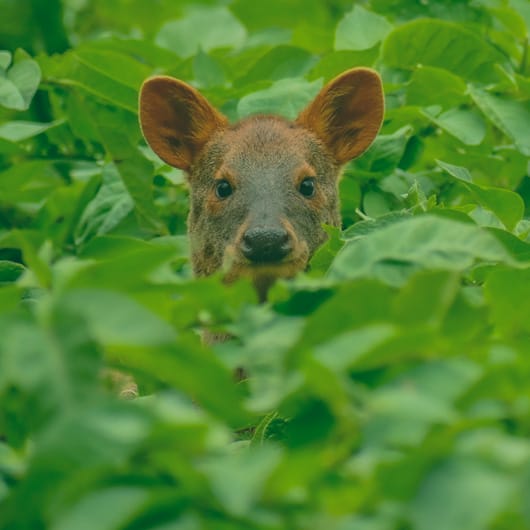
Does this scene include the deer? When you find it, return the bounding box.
[139,68,384,302]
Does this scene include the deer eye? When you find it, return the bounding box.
[299,177,316,198]
[215,179,233,199]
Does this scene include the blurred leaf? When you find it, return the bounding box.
[52,487,149,530]
[0,49,41,110]
[193,49,226,88]
[235,46,317,87]
[0,120,63,142]
[156,6,247,58]
[0,260,25,283]
[0,51,12,70]
[237,77,322,119]
[200,445,281,516]
[57,289,176,346]
[335,5,392,51]
[485,268,530,335]
[410,457,514,530]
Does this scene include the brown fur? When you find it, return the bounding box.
[139,68,384,300]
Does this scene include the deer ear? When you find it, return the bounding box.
[296,68,384,165]
[139,76,228,171]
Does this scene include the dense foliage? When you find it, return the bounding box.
[1,0,530,528]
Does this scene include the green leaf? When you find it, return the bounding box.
[0,230,51,288]
[235,46,317,87]
[437,160,524,230]
[329,215,516,285]
[335,6,392,51]
[193,49,226,88]
[485,268,530,335]
[0,120,63,142]
[0,261,25,283]
[313,324,396,371]
[0,307,101,443]
[40,50,144,113]
[423,107,486,146]
[238,77,322,119]
[353,126,413,174]
[0,50,12,70]
[0,49,41,110]
[469,86,530,156]
[74,164,134,246]
[52,487,149,530]
[156,6,247,58]
[58,289,176,347]
[406,66,467,108]
[411,457,514,530]
[200,445,281,516]
[0,160,63,204]
[382,19,505,81]
[96,131,165,235]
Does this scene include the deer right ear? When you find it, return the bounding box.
[139,76,228,171]
[297,68,384,165]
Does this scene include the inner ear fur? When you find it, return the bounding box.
[139,76,227,171]
[296,67,384,165]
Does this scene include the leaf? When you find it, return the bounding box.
[423,107,486,146]
[0,230,51,288]
[406,66,467,107]
[237,77,322,119]
[353,126,413,174]
[0,49,41,110]
[0,160,63,204]
[328,215,516,285]
[0,306,101,443]
[96,130,165,235]
[382,19,505,82]
[0,260,25,283]
[437,160,524,230]
[484,268,530,335]
[156,6,247,58]
[0,50,12,70]
[52,487,149,530]
[193,49,226,88]
[469,86,530,156]
[200,445,281,516]
[313,324,396,371]
[335,6,392,51]
[74,164,134,246]
[235,46,317,87]
[410,457,514,530]
[0,120,63,142]
[40,50,144,113]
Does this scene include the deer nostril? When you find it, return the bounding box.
[241,227,292,263]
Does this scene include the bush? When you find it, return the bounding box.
[1,1,530,529]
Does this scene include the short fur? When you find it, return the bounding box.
[139,68,384,300]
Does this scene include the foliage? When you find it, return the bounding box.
[1,0,530,529]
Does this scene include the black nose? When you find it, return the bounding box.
[241,226,292,263]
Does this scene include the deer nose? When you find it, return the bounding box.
[241,226,292,263]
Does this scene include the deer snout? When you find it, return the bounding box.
[241,226,292,263]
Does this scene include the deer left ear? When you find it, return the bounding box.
[296,68,384,165]
[139,76,228,171]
